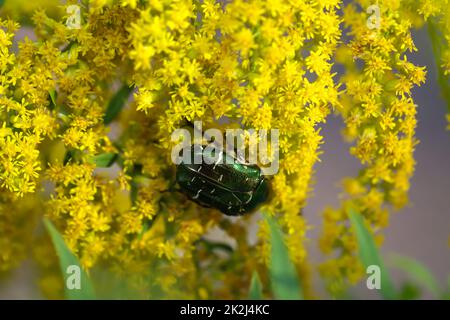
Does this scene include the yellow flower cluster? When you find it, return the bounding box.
[1,0,343,298]
[0,192,39,273]
[0,19,58,196]
[0,18,59,272]
[128,0,341,297]
[0,0,61,24]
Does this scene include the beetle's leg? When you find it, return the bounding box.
[153,178,182,194]
[181,118,195,128]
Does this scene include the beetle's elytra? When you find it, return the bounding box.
[176,145,269,216]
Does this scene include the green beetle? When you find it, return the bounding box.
[176,144,269,216]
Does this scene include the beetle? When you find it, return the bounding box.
[176,144,269,216]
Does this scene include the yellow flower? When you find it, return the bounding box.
[319,0,426,293]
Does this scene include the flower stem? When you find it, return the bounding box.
[427,19,450,114]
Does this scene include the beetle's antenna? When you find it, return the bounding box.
[159,186,183,194]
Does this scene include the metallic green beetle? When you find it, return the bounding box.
[176,145,269,216]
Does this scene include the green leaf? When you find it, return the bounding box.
[49,90,57,108]
[0,0,5,8]
[397,282,421,300]
[267,215,303,300]
[103,84,133,124]
[389,254,441,298]
[43,218,96,300]
[88,153,117,167]
[130,178,139,205]
[249,271,263,300]
[349,209,396,299]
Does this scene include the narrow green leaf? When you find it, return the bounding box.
[267,215,303,300]
[89,152,117,167]
[349,209,396,299]
[103,84,133,124]
[389,254,441,298]
[49,90,57,108]
[43,218,96,300]
[249,271,263,300]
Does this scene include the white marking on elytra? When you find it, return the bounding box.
[193,189,202,199]
[218,175,223,182]
[191,176,196,182]
[228,206,232,210]
[211,188,215,194]
[245,177,249,182]
[213,152,223,169]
